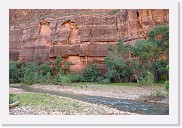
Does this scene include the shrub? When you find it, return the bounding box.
[39,62,51,75]
[96,76,103,82]
[52,73,72,86]
[9,61,21,83]
[164,81,169,91]
[154,60,168,81]
[80,62,100,82]
[63,61,72,74]
[104,39,133,82]
[22,62,41,85]
[138,71,154,86]
[60,74,72,86]
[43,72,53,84]
[164,65,169,93]
[71,73,82,82]
[52,56,63,75]
[104,70,114,82]
[52,73,62,85]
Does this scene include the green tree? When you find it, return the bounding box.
[81,61,100,82]
[9,61,23,83]
[131,24,169,82]
[104,24,169,83]
[39,62,51,75]
[104,39,133,82]
[132,40,160,81]
[22,62,40,85]
[60,74,72,86]
[148,24,169,53]
[138,71,154,86]
[164,65,169,93]
[63,61,72,74]
[52,73,62,85]
[154,60,168,81]
[52,56,63,75]
[44,72,53,84]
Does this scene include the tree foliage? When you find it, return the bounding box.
[164,65,169,93]
[148,24,169,59]
[52,56,63,75]
[9,61,25,83]
[9,24,169,86]
[132,24,169,83]
[80,61,100,82]
[104,39,133,82]
[104,24,169,84]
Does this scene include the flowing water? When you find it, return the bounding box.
[10,85,169,115]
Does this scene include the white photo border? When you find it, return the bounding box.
[0,0,179,125]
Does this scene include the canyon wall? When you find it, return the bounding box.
[9,9,169,73]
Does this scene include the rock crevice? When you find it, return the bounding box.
[9,9,169,73]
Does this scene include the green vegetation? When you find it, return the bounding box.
[9,24,169,95]
[104,24,169,86]
[138,71,154,86]
[9,93,82,114]
[80,61,100,82]
[9,93,80,108]
[9,56,101,85]
[9,94,16,104]
[164,65,169,94]
[9,61,25,83]
[104,39,133,82]
[9,92,122,115]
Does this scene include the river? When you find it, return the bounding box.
[10,85,169,115]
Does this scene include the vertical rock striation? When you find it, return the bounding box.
[9,9,169,73]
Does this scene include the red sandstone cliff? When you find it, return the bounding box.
[9,9,169,73]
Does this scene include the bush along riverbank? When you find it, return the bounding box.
[10,25,169,86]
[9,24,169,115]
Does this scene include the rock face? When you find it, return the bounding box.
[9,9,169,73]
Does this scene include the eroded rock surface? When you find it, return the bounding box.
[9,9,169,73]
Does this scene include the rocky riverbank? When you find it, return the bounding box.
[9,86,139,115]
[29,84,168,104]
[9,83,168,115]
